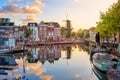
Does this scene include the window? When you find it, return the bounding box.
[44,27,46,30]
[30,24,32,27]
[40,27,42,31]
[48,33,50,36]
[33,24,35,26]
[51,32,54,36]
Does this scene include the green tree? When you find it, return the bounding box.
[85,31,90,38]
[61,27,66,37]
[77,29,83,38]
[71,31,76,38]
[96,0,120,42]
[24,26,33,38]
[65,30,71,38]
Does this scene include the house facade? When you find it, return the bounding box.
[28,23,39,41]
[39,21,48,42]
[0,18,16,48]
[39,21,61,42]
[89,27,96,42]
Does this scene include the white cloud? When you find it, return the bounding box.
[22,14,38,25]
[27,0,45,7]
[0,13,4,18]
[0,4,42,14]
[0,0,44,25]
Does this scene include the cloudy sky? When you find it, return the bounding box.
[0,0,117,30]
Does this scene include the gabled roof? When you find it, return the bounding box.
[39,21,60,28]
[28,23,38,26]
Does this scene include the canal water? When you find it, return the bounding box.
[0,44,101,80]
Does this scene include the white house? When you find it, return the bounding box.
[28,23,39,41]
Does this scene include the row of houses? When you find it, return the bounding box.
[28,21,61,43]
[0,18,61,48]
[87,27,120,44]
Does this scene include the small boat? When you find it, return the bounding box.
[0,46,10,54]
[89,44,110,55]
[92,53,120,72]
[92,65,107,80]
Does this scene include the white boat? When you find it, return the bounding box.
[92,53,120,72]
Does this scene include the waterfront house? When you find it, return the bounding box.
[53,22,61,41]
[28,23,39,42]
[39,21,48,42]
[39,21,61,42]
[47,22,55,41]
[0,18,16,49]
[89,27,96,42]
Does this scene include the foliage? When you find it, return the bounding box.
[85,31,90,38]
[65,30,71,38]
[61,27,66,37]
[71,31,76,38]
[24,26,33,38]
[96,0,120,38]
[77,29,84,38]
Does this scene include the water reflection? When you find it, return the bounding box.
[0,44,99,80]
[27,45,61,64]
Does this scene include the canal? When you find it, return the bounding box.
[0,44,100,80]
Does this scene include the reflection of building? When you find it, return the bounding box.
[66,46,71,59]
[0,56,18,79]
[54,45,61,60]
[28,48,39,63]
[0,56,18,69]
[27,45,61,64]
[39,47,48,64]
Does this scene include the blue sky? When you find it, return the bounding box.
[0,0,117,31]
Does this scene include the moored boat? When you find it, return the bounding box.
[92,53,120,72]
[0,46,10,54]
[107,64,120,80]
[92,65,107,80]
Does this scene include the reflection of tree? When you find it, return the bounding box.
[61,45,66,51]
[66,46,71,59]
[78,45,83,51]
